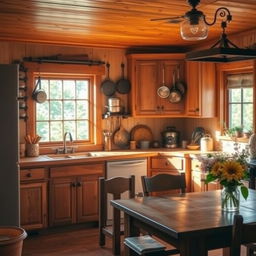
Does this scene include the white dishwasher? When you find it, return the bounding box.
[106,158,147,220]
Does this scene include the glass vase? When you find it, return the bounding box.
[221,186,240,212]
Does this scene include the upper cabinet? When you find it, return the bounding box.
[127,54,186,117]
[186,62,216,118]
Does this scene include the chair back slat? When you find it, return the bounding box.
[231,214,256,256]
[141,173,186,196]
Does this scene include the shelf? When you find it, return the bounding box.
[102,112,131,119]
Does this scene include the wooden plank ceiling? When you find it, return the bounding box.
[0,0,255,49]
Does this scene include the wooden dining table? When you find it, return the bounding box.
[111,189,256,256]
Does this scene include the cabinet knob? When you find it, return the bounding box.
[77,182,82,187]
[26,173,32,178]
[71,182,76,187]
[195,108,199,112]
[165,161,169,166]
[161,106,164,111]
[195,165,199,168]
[156,106,160,111]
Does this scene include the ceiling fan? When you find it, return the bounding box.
[151,0,206,25]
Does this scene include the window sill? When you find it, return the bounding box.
[218,135,249,143]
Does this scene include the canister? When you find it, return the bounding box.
[200,135,213,152]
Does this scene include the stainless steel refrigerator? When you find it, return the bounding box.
[0,64,19,226]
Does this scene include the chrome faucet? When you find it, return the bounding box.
[63,132,73,154]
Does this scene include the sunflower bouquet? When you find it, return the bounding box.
[197,148,249,211]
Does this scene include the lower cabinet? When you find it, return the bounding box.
[20,168,48,230]
[49,163,104,227]
[148,156,188,195]
[190,158,221,192]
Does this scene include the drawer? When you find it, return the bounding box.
[150,157,184,170]
[191,159,201,171]
[50,163,104,178]
[20,168,46,181]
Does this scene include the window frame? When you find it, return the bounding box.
[217,60,255,134]
[24,62,105,154]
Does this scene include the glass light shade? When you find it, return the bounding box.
[180,16,208,41]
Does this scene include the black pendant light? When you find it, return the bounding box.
[186,7,256,62]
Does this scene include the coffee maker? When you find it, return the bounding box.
[162,126,179,148]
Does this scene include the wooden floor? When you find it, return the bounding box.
[22,225,247,256]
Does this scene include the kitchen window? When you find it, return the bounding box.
[25,62,104,153]
[227,73,253,131]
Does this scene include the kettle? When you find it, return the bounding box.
[162,126,179,148]
[200,134,213,152]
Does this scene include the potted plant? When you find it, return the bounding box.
[233,126,243,138]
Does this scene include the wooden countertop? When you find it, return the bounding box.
[19,148,218,168]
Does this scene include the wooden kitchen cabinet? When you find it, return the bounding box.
[190,158,221,192]
[186,62,216,117]
[20,168,48,230]
[49,163,104,227]
[127,54,186,117]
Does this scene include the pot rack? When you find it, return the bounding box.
[23,55,105,66]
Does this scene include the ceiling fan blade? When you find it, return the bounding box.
[151,15,185,22]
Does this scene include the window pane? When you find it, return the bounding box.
[77,121,89,140]
[50,101,62,120]
[50,121,63,141]
[77,101,88,119]
[36,122,49,142]
[40,79,49,95]
[76,80,88,99]
[64,101,75,120]
[63,80,75,99]
[229,88,241,103]
[50,80,62,99]
[229,104,241,128]
[243,88,253,102]
[243,103,253,131]
[64,121,76,139]
[36,102,49,121]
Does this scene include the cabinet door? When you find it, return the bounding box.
[20,182,47,230]
[186,62,200,116]
[160,61,185,114]
[135,60,159,115]
[191,170,205,192]
[77,174,101,222]
[49,177,76,226]
[186,62,216,117]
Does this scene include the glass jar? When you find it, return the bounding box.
[221,186,240,212]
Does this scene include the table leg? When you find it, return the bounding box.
[124,213,140,256]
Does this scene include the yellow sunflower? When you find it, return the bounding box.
[210,162,224,177]
[221,160,245,181]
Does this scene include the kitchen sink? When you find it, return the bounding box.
[46,152,93,160]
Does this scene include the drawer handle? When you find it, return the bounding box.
[77,182,82,187]
[26,173,32,178]
[195,165,199,168]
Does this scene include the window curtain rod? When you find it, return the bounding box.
[23,57,105,66]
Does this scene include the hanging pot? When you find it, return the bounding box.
[116,63,131,94]
[168,70,182,103]
[157,66,170,98]
[175,65,186,95]
[101,63,116,96]
[32,76,47,104]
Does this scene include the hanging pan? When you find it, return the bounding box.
[32,76,47,104]
[157,66,170,98]
[169,70,182,104]
[101,63,116,96]
[116,63,131,94]
[175,65,186,95]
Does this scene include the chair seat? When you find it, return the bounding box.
[124,235,166,255]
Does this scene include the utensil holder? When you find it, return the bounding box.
[26,144,39,157]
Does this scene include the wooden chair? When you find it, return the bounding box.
[141,173,186,196]
[231,214,256,256]
[99,175,135,256]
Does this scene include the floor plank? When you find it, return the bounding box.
[22,225,247,256]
